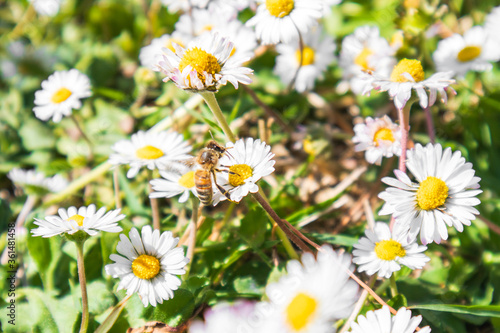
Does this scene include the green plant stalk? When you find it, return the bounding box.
[199,91,237,142]
[148,170,160,230]
[184,197,199,278]
[76,240,89,333]
[43,162,112,206]
[389,275,398,297]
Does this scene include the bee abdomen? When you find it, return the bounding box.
[194,170,212,205]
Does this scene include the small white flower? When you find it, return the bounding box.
[8,168,68,194]
[150,166,197,203]
[139,33,187,70]
[105,225,189,307]
[189,301,257,333]
[31,204,125,238]
[213,137,275,205]
[273,27,336,92]
[378,143,482,245]
[30,0,61,17]
[160,0,209,12]
[433,26,500,78]
[255,245,359,332]
[353,222,429,279]
[352,115,402,165]
[33,69,92,122]
[339,25,397,95]
[246,0,324,45]
[109,130,192,179]
[362,58,455,111]
[156,32,253,91]
[349,306,432,333]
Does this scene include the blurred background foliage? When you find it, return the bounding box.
[1,0,500,332]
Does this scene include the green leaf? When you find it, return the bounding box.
[238,206,268,248]
[144,289,195,328]
[94,297,130,333]
[409,304,500,317]
[19,119,56,151]
[27,232,53,284]
[307,233,358,247]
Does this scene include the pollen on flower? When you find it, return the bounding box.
[266,0,294,18]
[51,87,72,104]
[131,254,161,280]
[390,59,425,83]
[416,176,449,210]
[373,128,395,146]
[229,164,253,187]
[286,292,318,331]
[374,239,406,261]
[354,48,374,71]
[457,46,482,62]
[295,46,315,66]
[67,214,85,226]
[178,47,221,83]
[178,171,195,188]
[136,145,165,160]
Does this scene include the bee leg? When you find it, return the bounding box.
[212,171,237,203]
[215,167,239,176]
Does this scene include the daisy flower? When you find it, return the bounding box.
[109,130,192,179]
[352,115,402,165]
[362,58,455,111]
[433,26,500,78]
[189,301,257,333]
[273,27,336,92]
[349,306,431,333]
[31,204,125,238]
[33,69,92,122]
[156,32,253,92]
[213,137,275,205]
[339,25,397,95]
[485,6,500,44]
[246,0,324,45]
[378,143,482,245]
[30,0,61,17]
[254,245,358,332]
[105,225,189,307]
[139,33,187,70]
[8,168,68,194]
[149,166,197,203]
[353,222,429,279]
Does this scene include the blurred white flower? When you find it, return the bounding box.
[274,27,336,92]
[139,33,187,70]
[33,69,92,122]
[30,0,61,17]
[349,306,432,333]
[8,168,68,194]
[189,301,257,333]
[433,26,500,78]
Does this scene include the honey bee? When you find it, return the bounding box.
[193,140,234,206]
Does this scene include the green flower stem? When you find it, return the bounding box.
[423,107,436,144]
[76,240,89,333]
[199,91,237,142]
[390,275,398,297]
[397,98,415,173]
[148,170,161,230]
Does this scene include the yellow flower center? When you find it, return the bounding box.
[416,176,449,210]
[228,164,253,187]
[178,171,195,188]
[354,48,374,71]
[295,46,315,66]
[266,0,294,18]
[390,59,425,83]
[51,87,72,104]
[131,254,161,280]
[136,145,164,160]
[374,239,406,261]
[286,292,318,331]
[457,46,482,63]
[373,128,395,146]
[165,38,184,53]
[202,25,213,32]
[67,214,85,227]
[178,47,221,82]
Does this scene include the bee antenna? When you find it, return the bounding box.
[208,130,216,141]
